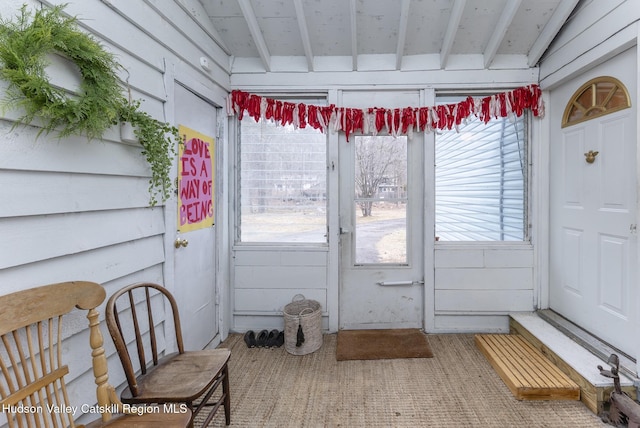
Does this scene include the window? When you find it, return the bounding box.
[562,76,631,127]
[435,111,528,241]
[238,114,327,243]
[353,135,408,264]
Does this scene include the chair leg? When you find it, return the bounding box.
[223,364,231,425]
[187,401,195,428]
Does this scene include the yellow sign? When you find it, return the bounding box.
[177,125,214,232]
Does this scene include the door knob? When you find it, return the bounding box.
[174,238,189,248]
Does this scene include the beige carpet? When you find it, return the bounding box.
[336,328,433,361]
[197,333,607,427]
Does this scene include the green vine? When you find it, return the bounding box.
[119,100,180,206]
[0,5,179,206]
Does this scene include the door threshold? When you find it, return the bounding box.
[537,309,636,380]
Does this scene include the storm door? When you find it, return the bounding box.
[338,91,425,330]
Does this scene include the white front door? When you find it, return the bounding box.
[173,83,219,350]
[549,49,637,356]
[338,91,425,330]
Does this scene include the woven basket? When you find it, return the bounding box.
[283,295,322,355]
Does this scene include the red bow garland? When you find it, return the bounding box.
[227,84,543,141]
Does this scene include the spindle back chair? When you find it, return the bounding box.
[0,281,191,428]
[105,282,231,427]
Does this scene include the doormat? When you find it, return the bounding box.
[336,329,433,361]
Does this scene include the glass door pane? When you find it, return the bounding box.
[353,136,408,264]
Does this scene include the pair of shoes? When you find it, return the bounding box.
[244,330,257,348]
[245,329,270,347]
[266,329,284,348]
[244,329,285,348]
[256,329,269,346]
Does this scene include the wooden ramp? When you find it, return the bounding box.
[475,334,580,401]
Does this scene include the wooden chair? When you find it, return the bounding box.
[0,280,192,428]
[105,282,231,427]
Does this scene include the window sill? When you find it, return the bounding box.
[233,243,329,252]
[433,241,533,251]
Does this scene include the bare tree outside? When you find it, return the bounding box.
[354,136,407,216]
[353,135,408,264]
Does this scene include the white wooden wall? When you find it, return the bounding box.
[230,85,539,334]
[233,248,329,331]
[432,245,534,332]
[540,0,640,89]
[0,0,229,424]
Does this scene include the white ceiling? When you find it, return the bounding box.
[199,0,579,74]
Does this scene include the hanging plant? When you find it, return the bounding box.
[0,5,179,206]
[118,100,180,206]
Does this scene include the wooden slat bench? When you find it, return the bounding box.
[475,334,580,401]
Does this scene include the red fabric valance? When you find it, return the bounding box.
[227,85,544,141]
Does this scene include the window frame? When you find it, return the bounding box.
[562,76,631,128]
[234,101,329,246]
[433,96,532,243]
[352,134,410,265]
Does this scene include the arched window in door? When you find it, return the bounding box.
[562,76,631,127]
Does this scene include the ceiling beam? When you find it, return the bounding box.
[293,0,314,71]
[527,0,580,67]
[238,0,271,72]
[395,0,411,70]
[483,0,522,68]
[440,0,466,69]
[350,0,358,71]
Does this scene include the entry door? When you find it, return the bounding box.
[173,83,218,350]
[338,91,424,330]
[549,52,637,356]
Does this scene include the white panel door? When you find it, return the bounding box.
[173,83,218,350]
[549,50,637,356]
[338,91,425,330]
